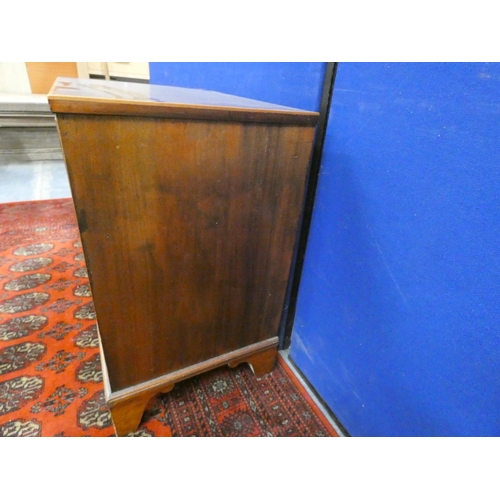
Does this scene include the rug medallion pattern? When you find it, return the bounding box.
[0,199,336,437]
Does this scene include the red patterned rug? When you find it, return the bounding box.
[0,199,337,437]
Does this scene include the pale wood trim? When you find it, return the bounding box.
[107,337,279,407]
[48,95,319,126]
[96,325,112,399]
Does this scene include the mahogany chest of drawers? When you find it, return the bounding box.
[48,77,318,435]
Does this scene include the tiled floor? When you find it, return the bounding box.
[0,160,71,203]
[0,160,344,436]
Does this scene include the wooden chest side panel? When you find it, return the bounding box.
[56,114,315,391]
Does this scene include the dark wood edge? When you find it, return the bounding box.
[48,96,319,126]
[106,337,279,407]
[279,62,338,350]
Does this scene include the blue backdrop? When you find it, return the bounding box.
[149,62,325,111]
[290,63,500,436]
[149,62,500,436]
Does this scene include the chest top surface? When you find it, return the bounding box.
[48,77,318,125]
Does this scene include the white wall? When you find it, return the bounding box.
[0,63,31,93]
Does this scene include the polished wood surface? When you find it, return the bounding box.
[56,114,314,391]
[49,77,318,125]
[50,77,313,110]
[49,78,317,434]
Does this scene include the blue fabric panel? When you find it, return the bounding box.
[149,62,325,111]
[291,63,500,436]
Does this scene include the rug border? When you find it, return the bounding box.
[276,353,339,437]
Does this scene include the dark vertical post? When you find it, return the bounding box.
[279,62,338,350]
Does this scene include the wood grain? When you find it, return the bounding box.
[49,97,317,125]
[108,337,279,404]
[107,338,278,435]
[49,77,311,111]
[48,77,318,125]
[109,391,162,437]
[51,78,317,435]
[228,346,278,377]
[55,112,315,392]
